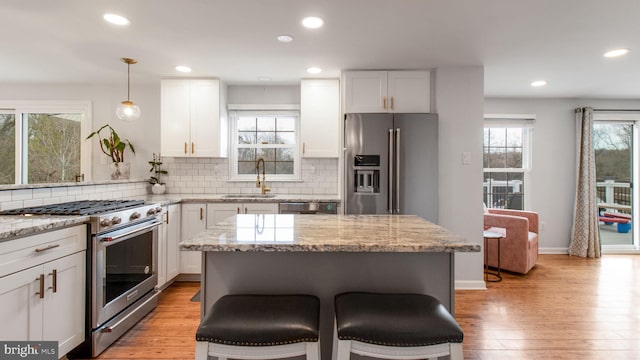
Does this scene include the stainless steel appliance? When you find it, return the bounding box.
[279,202,338,214]
[2,200,163,357]
[345,113,438,222]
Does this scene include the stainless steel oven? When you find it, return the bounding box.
[89,204,163,356]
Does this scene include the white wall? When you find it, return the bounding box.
[227,85,300,104]
[435,66,485,289]
[0,83,161,181]
[485,97,640,252]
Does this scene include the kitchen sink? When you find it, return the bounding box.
[221,194,277,198]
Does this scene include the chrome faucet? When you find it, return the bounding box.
[255,157,271,195]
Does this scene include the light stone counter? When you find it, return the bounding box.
[188,214,478,360]
[0,215,88,241]
[180,214,478,253]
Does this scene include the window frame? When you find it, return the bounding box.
[483,114,535,210]
[228,109,301,181]
[0,100,92,184]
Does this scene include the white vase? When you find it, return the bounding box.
[109,162,130,180]
[152,183,166,195]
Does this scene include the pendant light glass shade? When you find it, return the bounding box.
[116,58,140,122]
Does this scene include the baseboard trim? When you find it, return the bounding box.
[539,247,569,254]
[455,280,487,290]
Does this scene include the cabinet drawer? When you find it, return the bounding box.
[0,225,87,278]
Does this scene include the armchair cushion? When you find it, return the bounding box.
[484,209,539,275]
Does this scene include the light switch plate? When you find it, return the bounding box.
[462,151,471,165]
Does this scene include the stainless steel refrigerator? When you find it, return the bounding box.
[344,113,438,223]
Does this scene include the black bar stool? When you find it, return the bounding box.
[332,292,463,360]
[196,294,321,360]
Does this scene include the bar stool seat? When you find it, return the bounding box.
[196,294,321,360]
[332,292,464,360]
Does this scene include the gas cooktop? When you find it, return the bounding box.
[0,200,146,216]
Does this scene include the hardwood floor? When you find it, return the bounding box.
[92,254,640,360]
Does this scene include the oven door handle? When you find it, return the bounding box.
[98,221,161,244]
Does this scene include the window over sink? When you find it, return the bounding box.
[0,101,91,185]
[229,110,300,181]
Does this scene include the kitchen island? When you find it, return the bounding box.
[180,214,479,360]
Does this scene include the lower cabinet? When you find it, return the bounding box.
[158,204,181,288]
[0,249,85,357]
[207,202,278,227]
[180,203,206,274]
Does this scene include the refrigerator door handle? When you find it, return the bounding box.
[388,128,394,213]
[395,128,401,214]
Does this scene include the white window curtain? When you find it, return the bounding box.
[570,107,601,258]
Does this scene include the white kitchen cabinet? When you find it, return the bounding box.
[300,79,340,158]
[343,70,430,113]
[206,202,278,228]
[161,79,228,157]
[180,203,205,274]
[157,204,181,288]
[0,225,86,358]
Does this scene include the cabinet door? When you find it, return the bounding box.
[42,252,85,356]
[387,71,430,113]
[244,203,278,214]
[344,71,388,113]
[190,80,221,157]
[301,79,340,158]
[0,265,43,342]
[207,203,240,228]
[157,211,168,288]
[165,204,181,281]
[180,204,206,274]
[161,79,192,157]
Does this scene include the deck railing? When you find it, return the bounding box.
[596,180,631,206]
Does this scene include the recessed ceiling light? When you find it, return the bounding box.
[175,65,192,73]
[103,13,130,26]
[302,17,324,29]
[277,35,294,43]
[603,48,630,58]
[307,67,322,74]
[531,80,547,87]
[258,76,272,81]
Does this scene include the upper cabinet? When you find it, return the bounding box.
[161,79,228,157]
[300,79,340,158]
[343,71,430,113]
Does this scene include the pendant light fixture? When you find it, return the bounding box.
[116,57,141,122]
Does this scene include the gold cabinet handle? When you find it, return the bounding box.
[192,142,195,154]
[165,211,169,224]
[383,96,387,110]
[48,269,57,293]
[244,207,248,214]
[184,142,187,154]
[200,207,203,221]
[390,96,394,110]
[36,274,45,299]
[237,207,240,214]
[302,142,305,155]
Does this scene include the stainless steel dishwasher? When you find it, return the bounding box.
[278,202,338,214]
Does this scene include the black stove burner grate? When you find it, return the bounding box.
[0,199,146,216]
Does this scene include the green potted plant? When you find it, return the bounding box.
[148,153,168,194]
[86,124,135,180]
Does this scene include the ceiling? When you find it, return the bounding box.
[2,0,639,98]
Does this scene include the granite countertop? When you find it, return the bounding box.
[180,214,480,253]
[144,193,341,206]
[0,215,88,241]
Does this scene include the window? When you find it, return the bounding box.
[483,115,533,210]
[229,110,300,180]
[0,101,91,185]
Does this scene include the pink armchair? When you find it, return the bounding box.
[484,209,539,275]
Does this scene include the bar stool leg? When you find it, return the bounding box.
[450,343,464,359]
